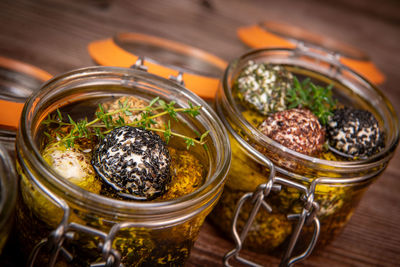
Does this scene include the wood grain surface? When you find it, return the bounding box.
[0,0,399,266]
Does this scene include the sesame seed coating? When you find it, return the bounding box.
[327,107,384,157]
[258,108,325,155]
[92,126,171,200]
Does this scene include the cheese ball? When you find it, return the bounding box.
[235,62,293,115]
[42,143,101,194]
[327,107,384,157]
[100,96,164,128]
[258,108,325,156]
[92,126,171,200]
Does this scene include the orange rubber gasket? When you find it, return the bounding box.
[0,56,52,130]
[237,23,385,85]
[88,33,228,99]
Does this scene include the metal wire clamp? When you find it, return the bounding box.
[223,163,322,267]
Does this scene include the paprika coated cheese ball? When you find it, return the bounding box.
[258,108,325,156]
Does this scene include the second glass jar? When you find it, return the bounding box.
[212,47,399,265]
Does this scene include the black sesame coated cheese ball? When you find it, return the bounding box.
[92,126,171,200]
[327,107,384,157]
[258,108,325,156]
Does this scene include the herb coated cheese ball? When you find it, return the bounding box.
[235,61,293,115]
[258,108,325,156]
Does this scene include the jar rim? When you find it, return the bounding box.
[218,47,399,174]
[17,66,231,219]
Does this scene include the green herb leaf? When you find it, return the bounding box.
[56,109,63,121]
[42,97,208,150]
[184,138,195,150]
[200,130,210,142]
[163,120,172,144]
[286,76,336,125]
[149,96,159,107]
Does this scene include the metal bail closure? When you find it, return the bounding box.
[130,57,185,87]
[280,184,320,267]
[27,179,129,267]
[223,161,278,267]
[237,21,385,85]
[223,164,322,267]
[130,57,148,72]
[169,71,185,87]
[88,33,227,99]
[292,41,344,88]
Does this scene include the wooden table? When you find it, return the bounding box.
[0,0,399,266]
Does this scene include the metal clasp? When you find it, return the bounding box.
[130,57,185,87]
[281,186,320,267]
[29,221,124,267]
[223,161,322,267]
[130,57,148,72]
[169,71,185,87]
[27,178,127,267]
[219,117,323,266]
[224,161,278,267]
[294,41,343,79]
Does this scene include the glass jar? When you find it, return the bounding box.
[0,144,17,253]
[15,66,231,266]
[213,47,399,266]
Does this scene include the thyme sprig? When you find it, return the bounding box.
[286,77,337,125]
[42,97,209,150]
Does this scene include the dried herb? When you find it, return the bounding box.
[42,97,209,150]
[235,62,293,115]
[286,77,337,125]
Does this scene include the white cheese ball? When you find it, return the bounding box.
[42,144,101,194]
